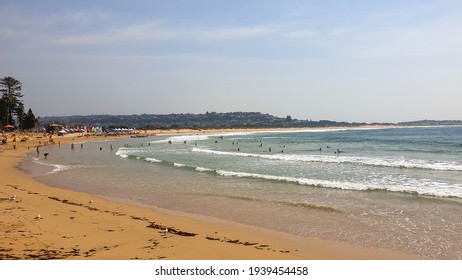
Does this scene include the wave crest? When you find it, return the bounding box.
[192,148,462,171]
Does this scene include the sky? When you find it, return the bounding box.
[1,0,461,123]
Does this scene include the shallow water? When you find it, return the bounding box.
[20,126,462,259]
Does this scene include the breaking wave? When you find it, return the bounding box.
[192,148,462,172]
[32,158,88,175]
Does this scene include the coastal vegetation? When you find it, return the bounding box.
[397,120,462,126]
[40,112,462,131]
[0,76,37,130]
[40,112,373,130]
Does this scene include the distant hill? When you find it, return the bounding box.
[39,112,371,129]
[398,120,462,126]
[40,112,461,129]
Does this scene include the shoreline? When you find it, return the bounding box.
[1,128,424,260]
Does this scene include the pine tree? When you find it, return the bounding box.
[0,76,24,127]
[23,108,37,130]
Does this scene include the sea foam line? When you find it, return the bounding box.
[213,170,462,198]
[111,151,462,198]
[32,158,87,175]
[145,157,162,163]
[191,148,462,171]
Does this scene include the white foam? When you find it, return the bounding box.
[214,169,462,198]
[192,148,462,172]
[48,164,75,174]
[115,148,146,158]
[196,167,214,172]
[145,157,162,163]
[32,158,86,175]
[150,134,211,144]
[115,148,129,158]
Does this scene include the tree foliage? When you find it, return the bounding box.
[0,76,24,127]
[22,108,37,130]
[40,112,369,129]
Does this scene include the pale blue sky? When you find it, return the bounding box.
[1,0,461,122]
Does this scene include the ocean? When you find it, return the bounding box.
[20,126,462,259]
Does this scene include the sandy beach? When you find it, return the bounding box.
[0,129,423,260]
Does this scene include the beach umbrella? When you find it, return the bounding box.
[4,125,15,129]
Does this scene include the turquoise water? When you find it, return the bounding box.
[21,126,462,259]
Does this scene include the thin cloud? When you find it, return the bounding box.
[200,25,272,41]
[57,22,274,46]
[65,10,115,27]
[57,21,174,45]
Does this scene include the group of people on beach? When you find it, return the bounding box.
[1,135,8,146]
[1,134,17,150]
[32,133,119,161]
